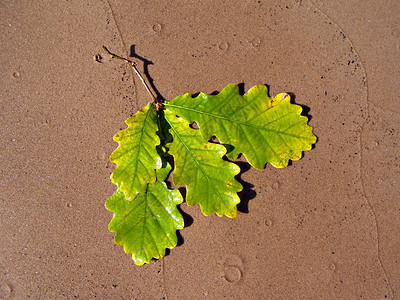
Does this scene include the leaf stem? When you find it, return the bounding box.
[102,46,157,104]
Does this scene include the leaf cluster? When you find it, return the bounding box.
[105,83,316,265]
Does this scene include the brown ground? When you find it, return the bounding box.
[1,1,399,299]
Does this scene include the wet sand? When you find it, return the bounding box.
[1,1,399,298]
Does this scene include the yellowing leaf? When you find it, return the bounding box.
[165,84,316,169]
[105,179,184,266]
[103,59,318,264]
[110,103,162,200]
[164,110,242,217]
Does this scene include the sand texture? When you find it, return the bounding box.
[1,0,399,299]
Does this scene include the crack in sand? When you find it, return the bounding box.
[103,0,139,110]
[161,257,169,300]
[307,1,395,297]
[102,1,169,299]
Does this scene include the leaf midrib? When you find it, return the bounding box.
[166,103,307,139]
[166,115,225,214]
[117,105,157,197]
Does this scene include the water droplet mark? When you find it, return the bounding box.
[218,41,229,51]
[250,37,261,48]
[265,218,273,227]
[222,254,243,283]
[329,262,336,271]
[271,181,280,190]
[152,23,162,33]
[96,152,107,161]
[224,267,241,283]
[41,118,51,126]
[12,72,20,78]
[0,282,12,298]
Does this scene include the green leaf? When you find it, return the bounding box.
[110,102,162,200]
[165,84,316,169]
[164,110,242,218]
[105,179,184,266]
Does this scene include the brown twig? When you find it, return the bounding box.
[102,46,157,103]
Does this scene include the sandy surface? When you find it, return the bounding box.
[1,0,399,299]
